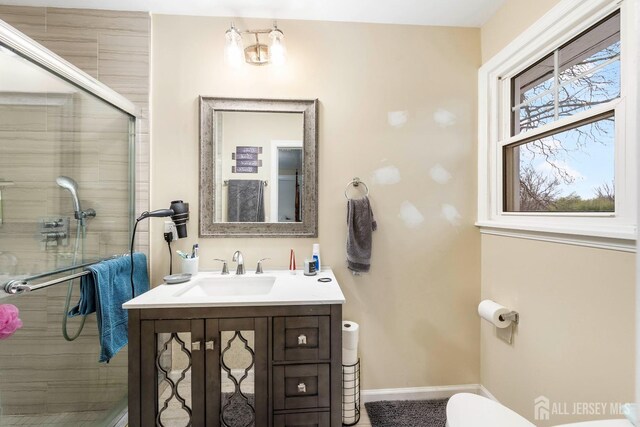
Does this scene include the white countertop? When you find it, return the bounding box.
[123,267,345,309]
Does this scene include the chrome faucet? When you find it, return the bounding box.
[232,251,245,275]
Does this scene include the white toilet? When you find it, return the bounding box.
[446,393,633,427]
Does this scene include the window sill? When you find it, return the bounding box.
[476,220,636,252]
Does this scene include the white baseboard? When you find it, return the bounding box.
[362,384,499,403]
[478,384,498,401]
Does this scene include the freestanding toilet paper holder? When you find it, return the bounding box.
[342,359,361,426]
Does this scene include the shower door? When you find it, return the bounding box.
[0,38,135,426]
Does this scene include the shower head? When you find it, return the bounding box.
[56,176,81,214]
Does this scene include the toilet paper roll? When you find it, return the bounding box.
[342,321,359,365]
[478,300,512,328]
[343,349,358,366]
[342,364,359,424]
[342,321,359,349]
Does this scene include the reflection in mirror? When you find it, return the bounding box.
[214,111,303,223]
[157,332,193,427]
[200,97,318,238]
[220,330,255,427]
[274,144,303,222]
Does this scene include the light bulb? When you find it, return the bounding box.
[269,28,287,66]
[224,26,244,68]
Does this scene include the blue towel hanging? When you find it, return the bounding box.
[69,253,149,362]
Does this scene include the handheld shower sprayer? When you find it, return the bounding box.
[56,176,96,223]
[55,176,96,342]
[56,176,81,214]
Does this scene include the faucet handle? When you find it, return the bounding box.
[256,258,270,274]
[213,259,229,275]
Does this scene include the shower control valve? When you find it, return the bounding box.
[43,218,65,228]
[39,217,70,249]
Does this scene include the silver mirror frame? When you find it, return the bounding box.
[199,97,318,237]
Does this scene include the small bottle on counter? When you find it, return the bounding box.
[289,249,296,274]
[304,259,317,276]
[312,243,321,272]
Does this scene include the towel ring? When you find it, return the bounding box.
[344,177,369,200]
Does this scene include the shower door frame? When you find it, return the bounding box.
[0,18,138,117]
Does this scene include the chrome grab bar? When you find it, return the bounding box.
[4,270,91,295]
[2,254,127,295]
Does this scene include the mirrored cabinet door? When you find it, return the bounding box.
[140,320,206,426]
[139,317,268,427]
[209,318,268,427]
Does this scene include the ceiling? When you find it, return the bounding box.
[0,0,506,27]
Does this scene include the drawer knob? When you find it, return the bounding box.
[205,340,215,350]
[297,334,307,345]
[191,341,201,351]
[297,382,307,393]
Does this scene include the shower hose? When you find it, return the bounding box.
[62,218,87,341]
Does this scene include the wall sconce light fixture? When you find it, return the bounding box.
[224,22,287,67]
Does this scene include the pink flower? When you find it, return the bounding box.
[0,304,23,340]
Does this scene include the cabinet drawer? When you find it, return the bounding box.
[274,411,330,427]
[274,316,330,361]
[273,364,330,410]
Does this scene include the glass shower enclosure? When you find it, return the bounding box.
[0,21,135,427]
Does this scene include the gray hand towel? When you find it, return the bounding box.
[227,179,265,222]
[346,196,377,273]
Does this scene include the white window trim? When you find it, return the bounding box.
[477,0,638,252]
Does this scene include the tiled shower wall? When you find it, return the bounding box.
[0,94,132,276]
[0,5,151,253]
[0,5,150,422]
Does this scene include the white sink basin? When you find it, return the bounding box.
[123,269,345,309]
[174,275,276,298]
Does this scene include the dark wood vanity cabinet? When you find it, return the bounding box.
[128,304,342,427]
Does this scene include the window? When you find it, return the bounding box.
[511,12,620,136]
[504,112,615,213]
[478,1,637,249]
[505,12,619,213]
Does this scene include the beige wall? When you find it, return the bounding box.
[480,0,635,425]
[151,15,481,389]
[480,0,562,63]
[481,236,635,425]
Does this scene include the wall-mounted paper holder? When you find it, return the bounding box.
[498,311,519,344]
[499,311,519,324]
[478,300,520,345]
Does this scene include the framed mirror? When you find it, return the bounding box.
[199,97,318,237]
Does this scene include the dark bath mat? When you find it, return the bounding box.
[220,393,255,427]
[364,399,448,427]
